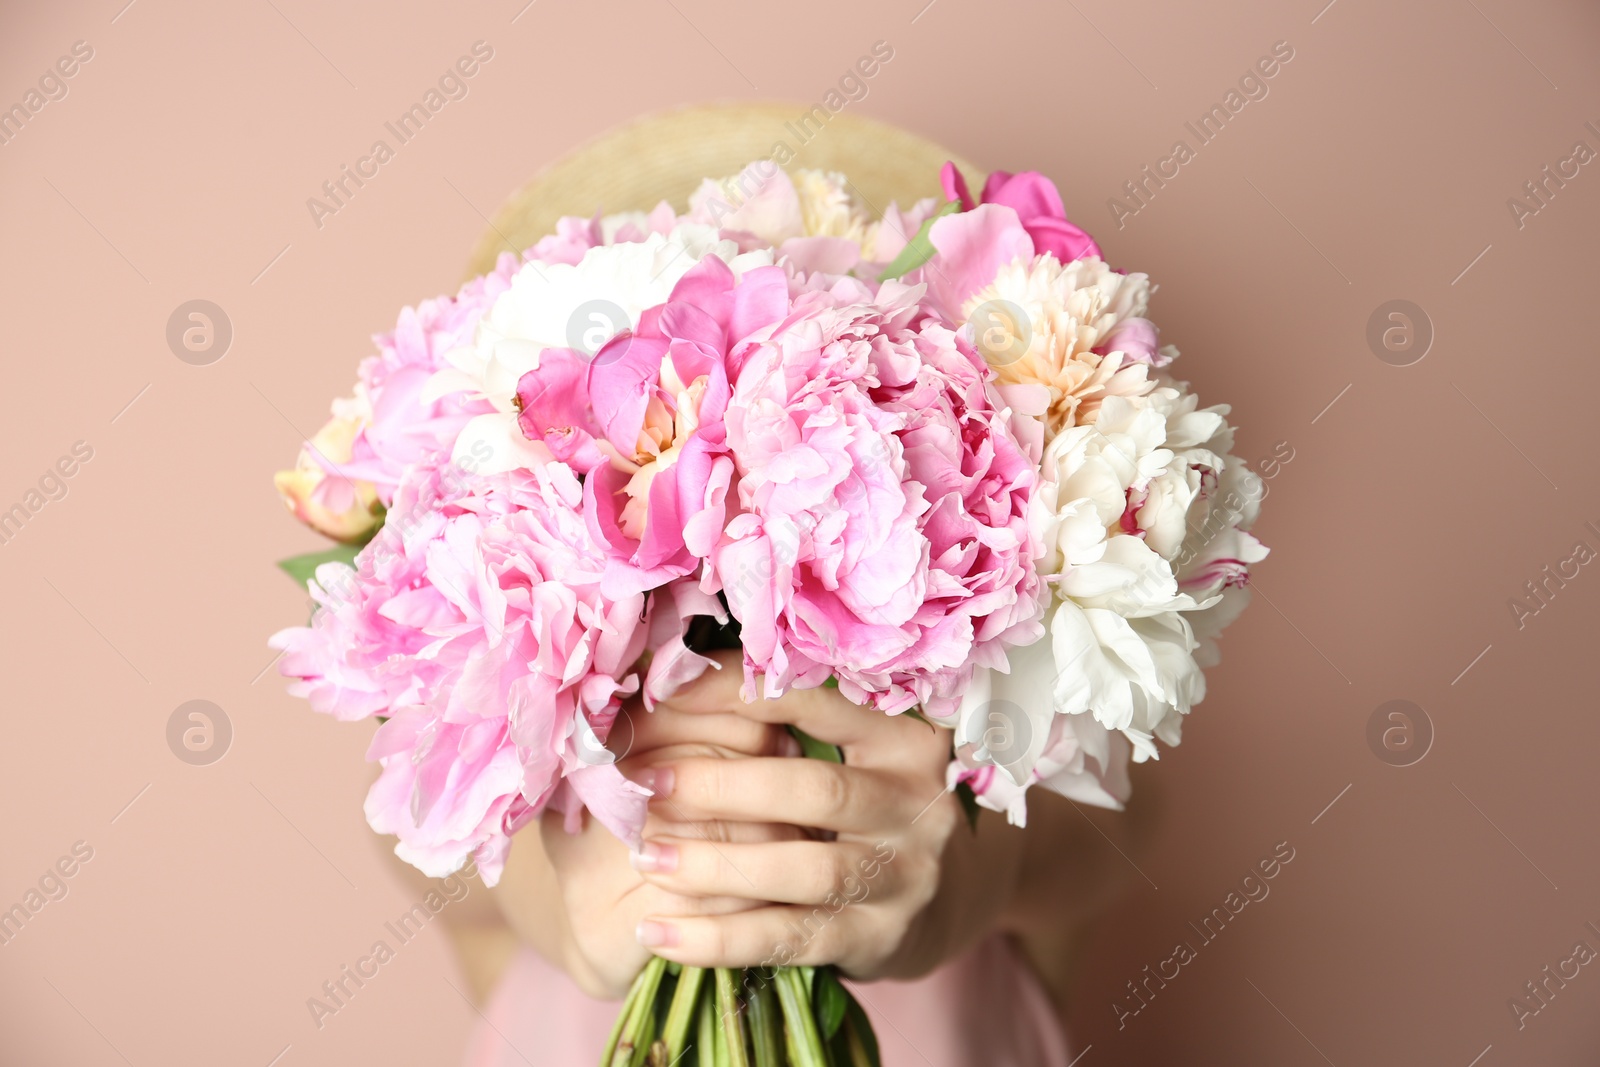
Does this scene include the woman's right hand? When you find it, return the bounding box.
[525,665,803,998]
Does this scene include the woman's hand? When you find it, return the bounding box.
[529,677,803,998]
[627,652,1030,981]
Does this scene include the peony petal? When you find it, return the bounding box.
[924,204,1035,320]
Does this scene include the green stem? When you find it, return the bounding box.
[698,980,719,1067]
[747,975,782,1067]
[660,966,705,1061]
[715,968,751,1067]
[775,967,828,1067]
[713,983,731,1067]
[601,962,654,1066]
[608,956,668,1067]
[630,1004,657,1067]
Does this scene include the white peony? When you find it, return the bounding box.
[956,375,1267,818]
[949,636,1133,825]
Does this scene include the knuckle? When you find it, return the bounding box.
[901,853,939,911]
[808,767,851,822]
[702,919,731,962]
[713,847,742,891]
[686,758,725,813]
[874,913,913,966]
[911,792,958,840]
[809,909,852,963]
[806,849,849,902]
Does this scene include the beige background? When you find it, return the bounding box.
[3,0,1598,1064]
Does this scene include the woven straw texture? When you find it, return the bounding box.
[466,101,981,278]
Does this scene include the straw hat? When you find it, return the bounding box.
[465,101,982,278]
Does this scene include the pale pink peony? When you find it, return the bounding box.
[269,454,653,884]
[338,254,523,501]
[273,253,522,541]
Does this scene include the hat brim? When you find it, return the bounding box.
[466,101,980,278]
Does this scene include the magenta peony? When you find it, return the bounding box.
[939,161,1101,264]
[269,454,653,883]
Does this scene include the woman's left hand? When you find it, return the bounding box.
[628,651,1029,981]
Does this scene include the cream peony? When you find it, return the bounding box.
[686,163,940,276]
[961,254,1170,436]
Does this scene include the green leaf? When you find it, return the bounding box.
[789,726,842,764]
[276,543,361,590]
[814,967,848,1041]
[876,200,961,281]
[955,780,982,833]
[841,989,882,1067]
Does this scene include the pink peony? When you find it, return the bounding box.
[269,454,653,883]
[519,254,1043,719]
[515,258,791,600]
[706,270,1044,718]
[920,163,1106,322]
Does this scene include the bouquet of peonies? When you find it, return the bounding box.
[271,158,1265,1065]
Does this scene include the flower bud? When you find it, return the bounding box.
[273,406,383,543]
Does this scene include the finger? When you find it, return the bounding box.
[636,903,873,969]
[658,650,900,748]
[656,756,923,832]
[631,837,899,906]
[640,811,810,847]
[622,705,798,761]
[536,809,792,920]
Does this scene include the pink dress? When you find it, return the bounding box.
[461,934,1071,1066]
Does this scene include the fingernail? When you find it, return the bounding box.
[629,840,678,874]
[636,920,678,948]
[647,766,674,799]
